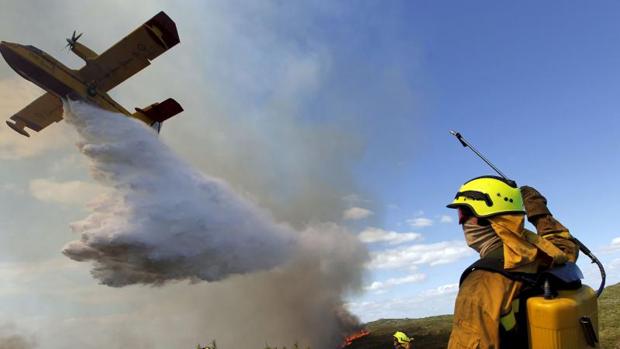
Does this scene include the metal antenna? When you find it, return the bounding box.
[449,130,509,180]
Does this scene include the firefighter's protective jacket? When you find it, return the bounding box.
[447,214,575,349]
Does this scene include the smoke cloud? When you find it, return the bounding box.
[61,101,368,347]
[0,324,36,349]
[0,2,421,348]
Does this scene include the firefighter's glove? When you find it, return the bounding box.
[525,231,568,266]
[520,186,552,224]
[545,234,580,263]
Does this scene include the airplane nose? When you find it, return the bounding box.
[0,41,16,57]
[0,41,8,56]
[0,41,21,70]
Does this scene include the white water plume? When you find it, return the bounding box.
[60,102,368,348]
[62,101,298,286]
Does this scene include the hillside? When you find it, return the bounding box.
[599,282,620,349]
[348,282,620,349]
[348,315,453,349]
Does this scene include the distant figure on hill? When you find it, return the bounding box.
[393,331,413,348]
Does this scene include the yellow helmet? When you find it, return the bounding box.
[446,176,524,218]
[393,331,411,344]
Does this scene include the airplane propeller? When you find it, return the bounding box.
[65,30,83,50]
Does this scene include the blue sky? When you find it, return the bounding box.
[0,1,620,346]
[342,1,620,320]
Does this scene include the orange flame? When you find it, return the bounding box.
[341,329,370,348]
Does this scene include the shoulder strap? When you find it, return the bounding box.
[459,257,537,286]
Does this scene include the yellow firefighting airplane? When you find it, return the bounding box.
[0,11,183,137]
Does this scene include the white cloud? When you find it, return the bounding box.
[421,283,459,297]
[358,227,422,245]
[365,273,426,292]
[343,207,373,220]
[369,240,473,269]
[610,237,620,251]
[0,258,86,297]
[0,259,78,281]
[0,183,23,195]
[440,215,454,223]
[49,154,88,175]
[596,257,620,287]
[342,194,369,206]
[407,217,433,228]
[346,282,460,321]
[29,178,104,205]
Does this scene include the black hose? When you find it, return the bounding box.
[572,237,606,297]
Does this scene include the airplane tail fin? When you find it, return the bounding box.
[133,98,183,133]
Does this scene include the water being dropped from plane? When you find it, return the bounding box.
[61,101,299,286]
[61,101,368,348]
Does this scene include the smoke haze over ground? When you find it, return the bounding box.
[0,324,36,349]
[61,102,368,347]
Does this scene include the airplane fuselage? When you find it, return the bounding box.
[0,11,182,137]
[0,41,132,116]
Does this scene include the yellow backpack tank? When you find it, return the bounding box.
[527,285,599,349]
[458,242,605,349]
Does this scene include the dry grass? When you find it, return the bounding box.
[599,282,620,349]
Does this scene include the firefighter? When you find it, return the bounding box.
[393,331,412,349]
[445,176,578,349]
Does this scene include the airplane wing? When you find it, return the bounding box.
[6,92,63,137]
[78,11,180,92]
